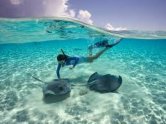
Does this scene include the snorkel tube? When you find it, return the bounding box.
[61,49,66,55]
[61,49,69,60]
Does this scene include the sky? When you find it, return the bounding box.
[0,0,166,31]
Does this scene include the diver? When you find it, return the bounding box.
[56,38,122,79]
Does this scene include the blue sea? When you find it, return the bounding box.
[0,18,166,124]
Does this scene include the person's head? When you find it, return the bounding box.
[57,54,68,65]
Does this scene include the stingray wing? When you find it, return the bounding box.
[88,73,123,93]
[87,72,102,83]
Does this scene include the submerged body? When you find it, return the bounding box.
[56,38,122,79]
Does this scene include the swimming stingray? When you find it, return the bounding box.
[32,76,71,103]
[87,72,122,93]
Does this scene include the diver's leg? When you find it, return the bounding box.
[88,46,93,56]
[88,44,97,56]
[88,39,109,56]
[87,38,122,62]
[87,47,109,62]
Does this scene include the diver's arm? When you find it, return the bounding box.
[69,61,77,69]
[69,57,79,69]
[56,64,61,79]
[73,57,79,68]
[73,61,78,68]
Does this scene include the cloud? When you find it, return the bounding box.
[41,1,94,25]
[4,0,126,30]
[77,10,93,25]
[10,0,22,5]
[42,0,69,17]
[68,9,76,18]
[5,0,71,17]
[5,0,94,25]
[105,23,127,31]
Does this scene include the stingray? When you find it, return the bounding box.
[32,76,71,103]
[87,72,122,93]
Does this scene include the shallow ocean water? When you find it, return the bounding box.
[0,18,166,124]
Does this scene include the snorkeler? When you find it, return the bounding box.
[56,38,122,79]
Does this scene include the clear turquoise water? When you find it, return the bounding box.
[0,18,166,124]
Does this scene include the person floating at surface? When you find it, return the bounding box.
[56,38,122,79]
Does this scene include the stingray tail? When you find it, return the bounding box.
[31,75,45,83]
[71,83,87,87]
